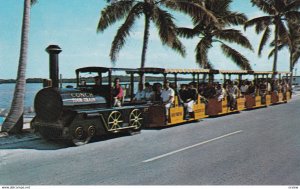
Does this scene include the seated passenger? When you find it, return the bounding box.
[240,80,248,97]
[178,84,189,104]
[203,82,216,99]
[246,81,256,97]
[152,83,162,102]
[80,80,87,86]
[259,80,267,96]
[272,80,279,95]
[259,80,267,104]
[112,78,124,107]
[227,81,239,110]
[184,82,198,119]
[198,83,205,97]
[93,76,101,94]
[94,76,101,86]
[133,83,145,102]
[160,80,175,122]
[215,83,226,102]
[144,82,153,101]
[281,80,287,100]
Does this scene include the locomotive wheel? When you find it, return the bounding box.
[72,127,91,146]
[107,111,123,133]
[87,125,96,137]
[129,109,143,130]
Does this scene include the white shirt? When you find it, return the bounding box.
[229,85,239,98]
[143,89,153,100]
[134,90,145,101]
[240,85,248,93]
[160,88,175,103]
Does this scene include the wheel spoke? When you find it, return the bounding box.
[116,114,121,120]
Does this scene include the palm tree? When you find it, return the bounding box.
[177,0,253,70]
[98,0,218,79]
[1,0,37,133]
[244,0,300,78]
[268,20,300,86]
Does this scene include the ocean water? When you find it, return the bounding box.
[0,83,43,109]
[0,83,79,109]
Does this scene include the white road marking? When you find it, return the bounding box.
[143,130,243,163]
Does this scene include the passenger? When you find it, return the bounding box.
[267,80,272,95]
[152,83,162,102]
[215,83,226,102]
[203,82,216,99]
[227,81,239,110]
[246,81,256,97]
[133,83,145,102]
[240,80,248,97]
[160,80,175,122]
[80,80,87,86]
[178,84,189,105]
[144,82,153,101]
[93,76,101,94]
[281,80,287,100]
[198,83,205,97]
[112,78,124,107]
[272,80,279,95]
[184,82,198,119]
[259,80,267,104]
[94,76,101,86]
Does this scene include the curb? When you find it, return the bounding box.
[0,130,40,146]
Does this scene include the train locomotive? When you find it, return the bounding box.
[31,45,148,145]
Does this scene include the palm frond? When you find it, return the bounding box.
[176,27,199,39]
[268,44,286,59]
[214,29,253,50]
[251,0,277,15]
[109,3,143,62]
[258,26,271,56]
[244,16,272,32]
[195,37,212,67]
[278,19,291,47]
[222,12,248,26]
[273,0,287,13]
[152,6,186,57]
[220,44,252,70]
[162,0,219,27]
[292,51,300,66]
[203,0,231,18]
[97,1,135,32]
[285,11,300,22]
[285,0,300,11]
[288,21,300,66]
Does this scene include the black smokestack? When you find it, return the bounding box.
[46,45,62,88]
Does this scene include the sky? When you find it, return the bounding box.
[0,0,297,79]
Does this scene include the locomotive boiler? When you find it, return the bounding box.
[31,45,147,145]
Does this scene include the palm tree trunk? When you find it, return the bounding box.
[272,21,279,79]
[140,14,150,84]
[289,52,294,88]
[1,0,31,133]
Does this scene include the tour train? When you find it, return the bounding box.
[30,45,292,145]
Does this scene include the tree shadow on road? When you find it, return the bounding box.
[0,131,137,151]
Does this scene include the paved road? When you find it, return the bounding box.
[1,95,300,185]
